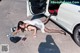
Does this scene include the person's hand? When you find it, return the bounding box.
[33,35,37,38]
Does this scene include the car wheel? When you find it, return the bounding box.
[73,25,80,47]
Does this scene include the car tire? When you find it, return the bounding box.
[73,25,80,47]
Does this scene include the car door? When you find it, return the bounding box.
[56,0,80,33]
[27,0,47,17]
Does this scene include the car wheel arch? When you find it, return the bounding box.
[72,23,80,47]
[73,23,80,34]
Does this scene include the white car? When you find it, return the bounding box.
[27,0,80,46]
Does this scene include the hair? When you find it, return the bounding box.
[17,21,25,32]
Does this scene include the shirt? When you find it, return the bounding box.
[23,19,45,33]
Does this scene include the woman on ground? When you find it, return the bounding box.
[12,15,66,38]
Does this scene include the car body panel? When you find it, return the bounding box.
[27,0,32,16]
[50,3,80,34]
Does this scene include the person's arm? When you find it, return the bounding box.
[33,27,37,36]
[12,29,20,36]
[27,26,37,36]
[42,15,51,24]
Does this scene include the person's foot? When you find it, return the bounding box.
[60,30,66,35]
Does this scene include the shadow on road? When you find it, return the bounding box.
[38,35,60,53]
[0,0,1,2]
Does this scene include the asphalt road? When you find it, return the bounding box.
[0,0,80,53]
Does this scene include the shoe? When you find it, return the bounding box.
[22,37,27,41]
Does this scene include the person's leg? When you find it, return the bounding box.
[44,27,66,35]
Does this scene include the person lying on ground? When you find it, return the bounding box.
[12,16,66,38]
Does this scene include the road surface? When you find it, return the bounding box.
[0,0,80,53]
